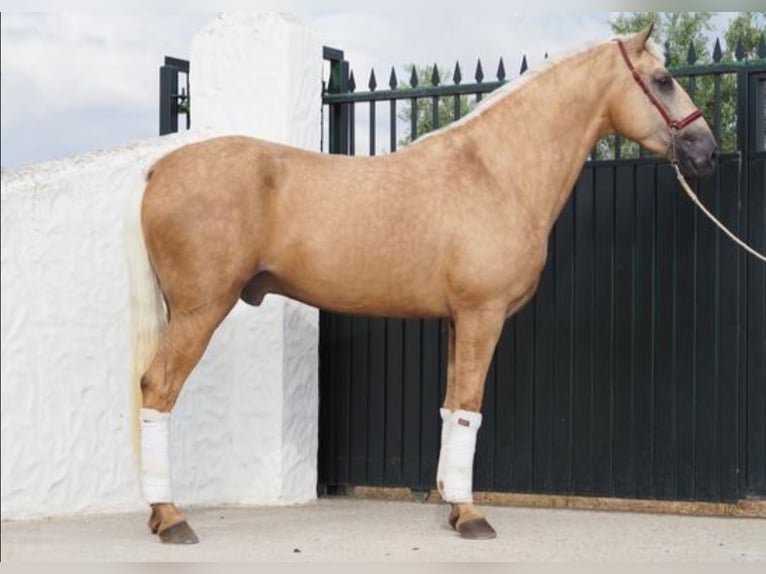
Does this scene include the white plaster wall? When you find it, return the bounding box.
[1,12,322,519]
[191,13,322,148]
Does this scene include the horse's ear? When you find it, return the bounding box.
[630,20,656,53]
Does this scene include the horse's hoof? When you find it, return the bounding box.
[448,511,459,530]
[456,517,497,540]
[158,521,199,544]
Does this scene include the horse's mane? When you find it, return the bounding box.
[412,34,665,146]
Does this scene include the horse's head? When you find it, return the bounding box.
[607,22,718,179]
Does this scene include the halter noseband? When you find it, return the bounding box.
[615,39,703,135]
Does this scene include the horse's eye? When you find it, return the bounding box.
[655,74,672,89]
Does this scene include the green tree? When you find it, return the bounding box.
[611,12,714,66]
[397,64,474,146]
[723,12,766,59]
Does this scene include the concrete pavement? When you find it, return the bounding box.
[2,498,764,561]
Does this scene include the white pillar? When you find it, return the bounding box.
[174,12,323,506]
[191,12,322,148]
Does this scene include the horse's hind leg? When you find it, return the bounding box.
[141,294,237,544]
[438,307,505,540]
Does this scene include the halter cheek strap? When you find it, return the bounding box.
[615,39,703,132]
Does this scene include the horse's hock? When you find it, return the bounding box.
[0,13,323,520]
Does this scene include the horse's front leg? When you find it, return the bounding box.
[437,307,505,539]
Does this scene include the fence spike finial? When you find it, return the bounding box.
[453,61,462,85]
[409,66,419,88]
[368,69,377,91]
[758,33,766,59]
[520,54,528,75]
[348,70,356,92]
[496,57,506,81]
[735,38,745,61]
[713,38,723,63]
[686,41,697,65]
[431,64,440,87]
[389,67,398,90]
[475,58,484,83]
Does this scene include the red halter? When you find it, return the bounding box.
[615,39,703,132]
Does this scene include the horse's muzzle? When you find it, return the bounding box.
[674,130,718,180]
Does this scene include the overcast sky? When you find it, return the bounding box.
[0,10,742,169]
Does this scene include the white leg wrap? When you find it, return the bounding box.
[140,408,172,503]
[436,409,482,503]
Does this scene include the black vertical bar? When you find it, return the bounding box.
[713,72,722,145]
[335,314,352,486]
[385,319,404,485]
[367,318,386,485]
[753,76,765,153]
[674,160,696,501]
[533,238,555,493]
[317,312,333,490]
[737,69,749,155]
[475,333,496,492]
[349,102,356,156]
[420,319,440,490]
[184,70,191,130]
[592,166,615,496]
[571,168,595,495]
[402,319,421,487]
[453,95,461,121]
[653,163,677,500]
[746,156,766,497]
[327,56,350,155]
[159,65,178,136]
[432,95,440,132]
[695,161,719,501]
[551,192,575,493]
[390,100,397,153]
[494,321,515,490]
[613,164,636,498]
[717,159,742,502]
[410,98,418,142]
[511,304,535,492]
[369,101,376,156]
[633,163,656,499]
[349,317,369,483]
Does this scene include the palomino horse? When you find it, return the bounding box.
[127,23,717,544]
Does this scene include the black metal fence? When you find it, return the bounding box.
[159,56,190,136]
[318,39,766,503]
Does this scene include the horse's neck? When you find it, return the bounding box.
[461,44,613,233]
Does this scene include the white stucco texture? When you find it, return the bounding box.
[1,12,323,520]
[191,12,322,145]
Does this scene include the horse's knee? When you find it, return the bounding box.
[140,371,176,412]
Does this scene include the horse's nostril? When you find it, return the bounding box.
[710,145,719,162]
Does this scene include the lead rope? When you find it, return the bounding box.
[673,163,766,263]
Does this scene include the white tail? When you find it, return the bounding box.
[124,171,167,461]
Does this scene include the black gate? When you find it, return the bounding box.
[318,47,766,503]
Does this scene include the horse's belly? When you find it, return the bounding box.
[269,255,449,318]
